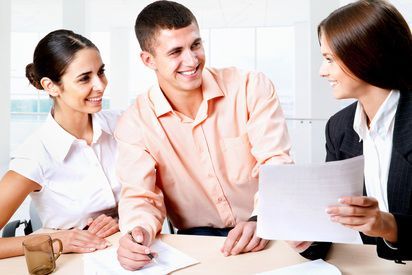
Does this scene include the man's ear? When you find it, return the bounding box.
[140,51,157,70]
[40,77,60,97]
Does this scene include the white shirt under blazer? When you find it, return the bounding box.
[353,90,400,213]
[9,110,122,229]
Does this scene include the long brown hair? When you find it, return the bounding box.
[318,0,412,91]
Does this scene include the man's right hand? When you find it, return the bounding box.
[117,226,154,271]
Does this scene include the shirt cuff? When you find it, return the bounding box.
[383,239,398,250]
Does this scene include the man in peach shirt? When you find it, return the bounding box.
[116,0,292,270]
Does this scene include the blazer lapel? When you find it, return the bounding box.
[340,104,363,158]
[388,91,412,213]
[340,128,363,157]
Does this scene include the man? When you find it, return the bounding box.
[116,0,292,270]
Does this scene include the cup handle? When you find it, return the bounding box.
[52,238,63,260]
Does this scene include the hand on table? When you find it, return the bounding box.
[117,226,156,271]
[51,228,111,253]
[86,214,119,238]
[327,196,398,243]
[221,221,269,256]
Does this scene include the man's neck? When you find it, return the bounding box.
[161,86,203,120]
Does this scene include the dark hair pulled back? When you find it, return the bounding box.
[25,29,97,90]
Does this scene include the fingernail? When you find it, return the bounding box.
[89,247,96,251]
[223,251,228,257]
[331,216,337,221]
[106,242,112,247]
[338,198,344,203]
[325,208,331,214]
[136,236,143,242]
[145,248,151,254]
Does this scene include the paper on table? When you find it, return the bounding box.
[83,239,199,275]
[256,259,341,275]
[257,156,364,244]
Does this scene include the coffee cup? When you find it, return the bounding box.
[22,234,63,275]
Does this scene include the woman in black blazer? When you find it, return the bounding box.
[291,0,412,262]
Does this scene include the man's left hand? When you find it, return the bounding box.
[221,221,268,256]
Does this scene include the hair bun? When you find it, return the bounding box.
[25,63,43,90]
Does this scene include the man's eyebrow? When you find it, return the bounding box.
[167,46,183,55]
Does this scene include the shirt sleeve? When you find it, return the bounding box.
[244,71,293,218]
[115,105,166,243]
[376,213,412,262]
[9,155,44,187]
[245,71,293,173]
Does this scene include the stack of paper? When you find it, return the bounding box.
[83,240,199,275]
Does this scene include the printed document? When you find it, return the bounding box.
[83,239,199,275]
[257,156,364,244]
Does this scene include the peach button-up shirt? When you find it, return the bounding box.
[115,67,292,240]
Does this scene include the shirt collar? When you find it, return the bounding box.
[39,112,108,162]
[353,102,368,142]
[200,68,225,101]
[91,112,112,143]
[149,84,173,118]
[149,68,224,118]
[39,113,76,163]
[353,90,400,140]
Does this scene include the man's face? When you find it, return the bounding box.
[142,22,205,96]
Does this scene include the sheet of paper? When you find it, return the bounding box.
[256,259,341,275]
[257,156,364,244]
[83,239,199,275]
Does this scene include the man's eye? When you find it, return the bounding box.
[192,42,202,49]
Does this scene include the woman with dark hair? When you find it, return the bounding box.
[291,0,412,262]
[0,29,121,258]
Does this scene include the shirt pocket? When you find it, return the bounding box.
[221,133,257,185]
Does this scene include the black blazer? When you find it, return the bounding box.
[322,90,412,262]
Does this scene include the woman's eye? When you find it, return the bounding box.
[80,76,90,82]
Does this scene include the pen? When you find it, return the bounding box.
[128,231,157,263]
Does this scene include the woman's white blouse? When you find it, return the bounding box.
[353,90,399,213]
[9,110,122,229]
